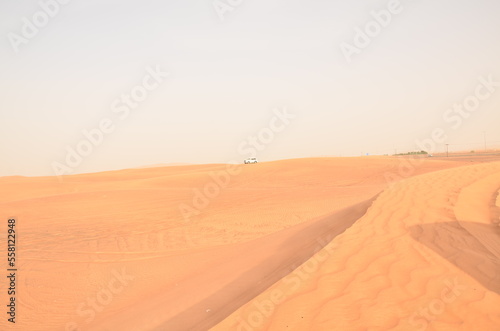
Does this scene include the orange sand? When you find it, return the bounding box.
[0,156,498,330]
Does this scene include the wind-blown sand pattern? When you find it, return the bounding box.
[0,157,498,330]
[214,161,500,331]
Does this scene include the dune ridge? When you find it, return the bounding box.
[213,161,500,331]
[1,157,499,330]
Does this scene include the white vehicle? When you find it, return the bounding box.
[244,157,258,164]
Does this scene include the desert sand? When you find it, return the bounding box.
[0,156,499,331]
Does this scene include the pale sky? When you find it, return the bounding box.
[1,0,500,176]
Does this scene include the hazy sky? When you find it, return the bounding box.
[1,0,500,176]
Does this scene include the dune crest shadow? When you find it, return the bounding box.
[409,221,500,294]
[156,196,377,331]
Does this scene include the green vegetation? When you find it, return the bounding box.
[394,150,428,156]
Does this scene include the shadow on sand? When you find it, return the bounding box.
[409,221,500,294]
[156,197,377,331]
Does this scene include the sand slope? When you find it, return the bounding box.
[0,156,498,330]
[213,161,500,331]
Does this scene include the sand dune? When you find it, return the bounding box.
[0,156,498,330]
[213,161,500,331]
